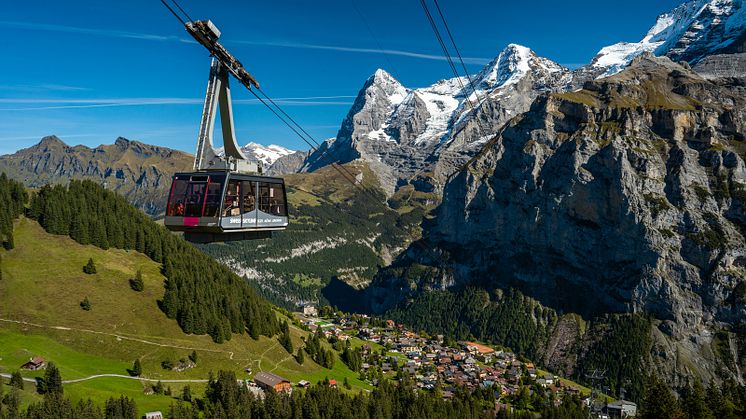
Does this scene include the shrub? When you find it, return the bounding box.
[82,258,96,275]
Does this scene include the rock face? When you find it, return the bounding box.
[302,46,576,196]
[694,52,746,78]
[267,150,308,176]
[0,136,193,215]
[373,54,746,382]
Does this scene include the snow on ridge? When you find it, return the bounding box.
[241,142,296,166]
[592,0,743,77]
[369,68,409,107]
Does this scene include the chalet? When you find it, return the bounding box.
[464,342,495,356]
[385,319,396,328]
[144,412,164,419]
[254,372,292,393]
[329,379,337,387]
[21,357,46,371]
[605,400,637,418]
[302,305,318,317]
[297,380,310,388]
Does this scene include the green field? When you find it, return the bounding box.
[0,218,369,414]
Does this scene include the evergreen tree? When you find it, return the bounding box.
[279,321,293,353]
[104,395,137,419]
[639,376,683,419]
[296,347,304,365]
[130,359,142,377]
[3,388,21,418]
[80,297,92,311]
[9,369,24,390]
[682,381,713,419]
[181,385,192,402]
[188,350,198,364]
[153,381,164,395]
[83,258,97,275]
[44,362,63,395]
[129,269,144,292]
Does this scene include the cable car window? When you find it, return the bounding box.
[242,181,256,213]
[167,179,189,216]
[269,183,287,216]
[259,182,287,216]
[223,180,241,217]
[258,183,270,214]
[184,182,206,217]
[203,182,223,217]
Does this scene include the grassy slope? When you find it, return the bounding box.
[0,218,368,414]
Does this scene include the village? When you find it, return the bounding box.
[257,306,638,418]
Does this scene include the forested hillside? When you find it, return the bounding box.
[26,179,279,342]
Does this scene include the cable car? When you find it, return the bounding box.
[161,16,292,243]
[165,171,288,242]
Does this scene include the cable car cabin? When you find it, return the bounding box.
[164,172,288,243]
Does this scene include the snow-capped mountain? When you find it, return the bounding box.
[240,142,295,168]
[216,142,296,170]
[302,44,574,194]
[592,0,745,76]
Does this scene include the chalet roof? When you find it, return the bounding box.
[254,372,289,387]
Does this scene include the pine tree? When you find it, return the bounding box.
[44,362,63,395]
[189,350,198,364]
[130,359,142,377]
[153,381,164,395]
[104,395,138,419]
[280,321,293,353]
[9,370,24,390]
[296,347,304,365]
[83,258,96,275]
[639,376,684,419]
[682,381,713,419]
[182,385,192,402]
[129,269,144,292]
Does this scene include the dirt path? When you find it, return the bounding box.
[0,372,208,384]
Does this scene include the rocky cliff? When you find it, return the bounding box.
[0,136,193,215]
[371,54,746,384]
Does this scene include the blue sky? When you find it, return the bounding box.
[0,0,684,155]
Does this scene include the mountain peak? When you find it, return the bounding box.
[475,43,565,89]
[371,68,397,82]
[38,135,67,148]
[114,136,131,148]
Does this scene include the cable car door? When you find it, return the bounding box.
[220,178,242,230]
[241,180,257,229]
